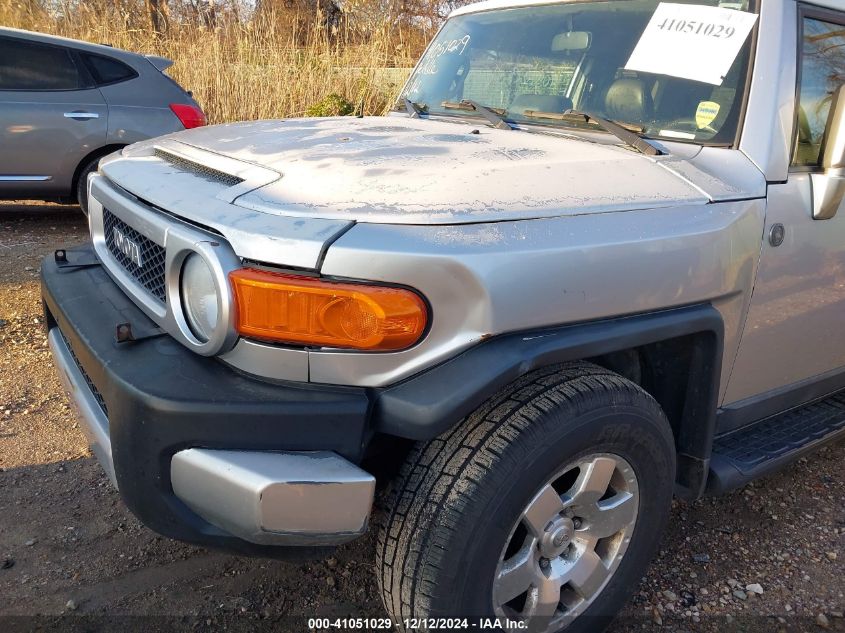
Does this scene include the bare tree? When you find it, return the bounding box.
[147,0,170,33]
[255,0,342,40]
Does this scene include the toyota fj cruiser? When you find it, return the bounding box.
[43,0,845,630]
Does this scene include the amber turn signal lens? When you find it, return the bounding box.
[230,268,428,351]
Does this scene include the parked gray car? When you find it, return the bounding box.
[0,27,205,214]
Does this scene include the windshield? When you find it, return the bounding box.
[400,0,757,145]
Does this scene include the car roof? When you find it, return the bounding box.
[0,26,146,65]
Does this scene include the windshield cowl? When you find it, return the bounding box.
[394,101,664,155]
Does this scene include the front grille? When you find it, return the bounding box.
[103,209,167,303]
[154,149,244,188]
[60,331,108,418]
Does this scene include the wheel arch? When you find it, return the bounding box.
[71,144,126,202]
[371,304,724,500]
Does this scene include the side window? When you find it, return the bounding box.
[0,38,81,91]
[794,17,845,167]
[83,54,136,86]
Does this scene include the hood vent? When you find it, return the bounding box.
[154,148,244,188]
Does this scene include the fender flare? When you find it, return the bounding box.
[372,303,724,499]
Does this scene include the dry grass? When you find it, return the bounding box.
[0,1,422,123]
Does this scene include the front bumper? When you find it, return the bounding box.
[42,245,375,554]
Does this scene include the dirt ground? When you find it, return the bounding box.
[0,202,843,633]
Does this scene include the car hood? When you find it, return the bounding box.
[122,116,756,225]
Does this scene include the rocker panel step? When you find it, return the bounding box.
[707,391,845,494]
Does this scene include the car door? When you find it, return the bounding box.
[724,6,845,410]
[0,35,107,198]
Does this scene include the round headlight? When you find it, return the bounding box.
[180,254,219,342]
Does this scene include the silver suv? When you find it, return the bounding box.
[42,0,845,630]
[0,27,205,214]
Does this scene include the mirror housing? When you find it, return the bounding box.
[551,31,591,52]
[812,84,845,220]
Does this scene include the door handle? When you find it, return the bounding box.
[64,112,100,120]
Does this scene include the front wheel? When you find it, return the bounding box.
[376,362,676,633]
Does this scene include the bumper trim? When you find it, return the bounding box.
[171,449,375,545]
[48,328,117,487]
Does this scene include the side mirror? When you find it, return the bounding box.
[812,84,845,220]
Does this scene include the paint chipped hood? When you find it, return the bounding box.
[114,115,757,225]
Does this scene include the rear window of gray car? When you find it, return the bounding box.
[83,54,137,86]
[0,38,81,91]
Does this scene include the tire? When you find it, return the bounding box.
[75,156,101,216]
[376,362,675,633]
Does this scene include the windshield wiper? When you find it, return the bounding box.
[403,98,426,118]
[441,99,514,130]
[522,109,662,156]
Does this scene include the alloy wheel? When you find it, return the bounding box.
[493,453,640,632]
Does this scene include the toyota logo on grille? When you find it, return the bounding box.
[112,227,144,268]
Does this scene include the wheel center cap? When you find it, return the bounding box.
[540,517,575,558]
[552,527,570,547]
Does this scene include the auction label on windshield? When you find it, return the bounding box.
[624,3,757,85]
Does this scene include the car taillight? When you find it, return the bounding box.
[169,103,206,129]
[230,268,428,351]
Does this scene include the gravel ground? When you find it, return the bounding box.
[0,202,843,632]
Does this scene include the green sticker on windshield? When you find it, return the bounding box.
[696,101,721,128]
